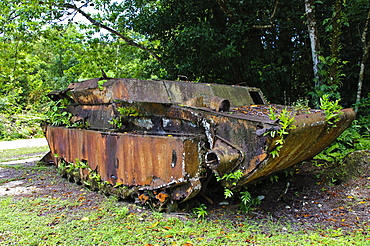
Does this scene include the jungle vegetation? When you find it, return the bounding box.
[0,0,369,148]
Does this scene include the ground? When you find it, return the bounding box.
[243,150,370,232]
[0,150,369,233]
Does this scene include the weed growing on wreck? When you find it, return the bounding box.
[98,80,108,90]
[46,99,72,126]
[319,94,343,127]
[292,98,311,114]
[266,107,296,158]
[117,107,142,117]
[109,106,143,129]
[109,117,123,128]
[71,120,90,129]
[57,159,101,187]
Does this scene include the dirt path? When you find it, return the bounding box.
[0,138,48,150]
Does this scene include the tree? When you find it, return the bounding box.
[355,8,370,113]
[1,0,370,107]
[305,0,321,87]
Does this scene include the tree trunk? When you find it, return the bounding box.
[355,8,370,113]
[304,0,321,87]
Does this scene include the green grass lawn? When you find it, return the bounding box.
[0,195,368,245]
[0,146,49,163]
[0,147,369,245]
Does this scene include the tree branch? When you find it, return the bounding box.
[215,0,236,22]
[216,0,279,29]
[62,3,162,64]
[252,0,279,29]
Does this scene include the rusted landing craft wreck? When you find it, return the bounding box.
[44,78,355,209]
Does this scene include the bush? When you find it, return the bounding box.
[0,112,45,141]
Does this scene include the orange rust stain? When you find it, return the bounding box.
[156,193,169,203]
[245,153,268,173]
[138,194,149,203]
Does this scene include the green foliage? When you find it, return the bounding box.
[266,107,296,158]
[314,120,370,164]
[215,170,262,213]
[215,169,243,185]
[215,170,243,199]
[239,190,262,213]
[223,188,234,199]
[109,117,123,128]
[0,112,45,140]
[192,203,208,220]
[45,99,72,126]
[109,107,143,129]
[269,175,279,183]
[319,94,343,127]
[117,107,141,117]
[292,98,311,114]
[355,93,370,133]
[71,121,90,129]
[0,0,369,146]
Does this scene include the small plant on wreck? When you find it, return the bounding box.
[71,120,90,129]
[292,98,311,114]
[46,99,72,126]
[319,94,343,127]
[109,106,143,129]
[266,107,297,158]
[117,107,142,117]
[55,158,138,201]
[109,117,124,129]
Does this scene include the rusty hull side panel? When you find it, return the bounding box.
[236,108,356,186]
[46,126,204,189]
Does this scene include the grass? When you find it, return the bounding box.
[0,195,368,245]
[0,146,49,163]
[0,146,369,245]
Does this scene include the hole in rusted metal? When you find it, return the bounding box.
[171,150,177,168]
[205,152,219,166]
[249,91,264,104]
[210,97,230,112]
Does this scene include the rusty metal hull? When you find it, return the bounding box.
[236,108,356,186]
[45,78,356,205]
[46,126,205,201]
